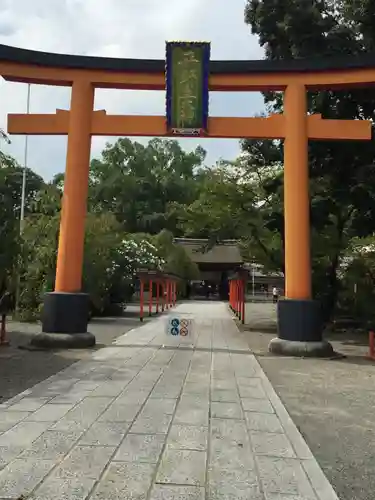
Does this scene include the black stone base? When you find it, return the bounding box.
[30,332,95,349]
[35,292,95,349]
[269,338,334,357]
[269,298,333,358]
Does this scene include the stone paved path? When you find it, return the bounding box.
[0,302,338,499]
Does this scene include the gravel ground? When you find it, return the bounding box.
[241,302,375,500]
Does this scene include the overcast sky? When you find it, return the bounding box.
[0,0,265,180]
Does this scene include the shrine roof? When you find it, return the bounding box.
[174,238,243,265]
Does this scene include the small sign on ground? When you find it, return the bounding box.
[167,317,193,337]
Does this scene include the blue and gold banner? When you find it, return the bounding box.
[166,41,210,136]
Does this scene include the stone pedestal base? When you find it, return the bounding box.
[31,292,95,349]
[269,337,334,357]
[269,298,333,358]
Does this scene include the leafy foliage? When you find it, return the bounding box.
[0,156,44,298]
[244,0,375,320]
[6,141,201,320]
[89,138,206,235]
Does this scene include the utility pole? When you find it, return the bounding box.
[14,84,31,319]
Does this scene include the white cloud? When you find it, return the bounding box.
[0,0,265,180]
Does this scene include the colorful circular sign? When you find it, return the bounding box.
[168,317,190,337]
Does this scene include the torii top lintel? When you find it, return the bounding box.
[2,43,375,91]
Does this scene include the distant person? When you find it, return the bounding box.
[272,286,278,303]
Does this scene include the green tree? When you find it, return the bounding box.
[177,160,284,273]
[89,138,206,234]
[337,236,375,323]
[0,156,44,298]
[153,230,199,283]
[244,0,375,320]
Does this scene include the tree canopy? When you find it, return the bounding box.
[243,0,375,319]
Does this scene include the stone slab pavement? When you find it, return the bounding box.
[0,304,159,403]
[0,302,338,499]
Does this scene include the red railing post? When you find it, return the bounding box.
[237,280,240,318]
[149,280,153,316]
[140,279,144,322]
[234,280,237,316]
[161,281,165,312]
[236,279,240,317]
[238,280,242,321]
[156,280,160,314]
[241,279,246,324]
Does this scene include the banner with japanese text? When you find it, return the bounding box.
[166,41,210,136]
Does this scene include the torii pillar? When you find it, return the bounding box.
[34,80,96,348]
[269,84,333,357]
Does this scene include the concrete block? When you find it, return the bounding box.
[241,398,274,414]
[21,430,82,460]
[0,457,55,498]
[256,455,317,499]
[0,421,50,447]
[90,462,155,499]
[250,431,296,458]
[211,402,243,420]
[79,422,130,446]
[25,404,74,422]
[245,412,284,434]
[130,413,172,434]
[150,484,205,500]
[114,434,165,463]
[157,448,206,486]
[31,476,95,500]
[167,425,208,451]
[54,445,114,479]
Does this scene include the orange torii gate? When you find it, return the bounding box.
[1,43,373,354]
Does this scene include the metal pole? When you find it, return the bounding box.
[20,83,31,234]
[15,84,31,319]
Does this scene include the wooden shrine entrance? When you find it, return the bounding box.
[1,42,373,354]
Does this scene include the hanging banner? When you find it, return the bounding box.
[166,41,210,136]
